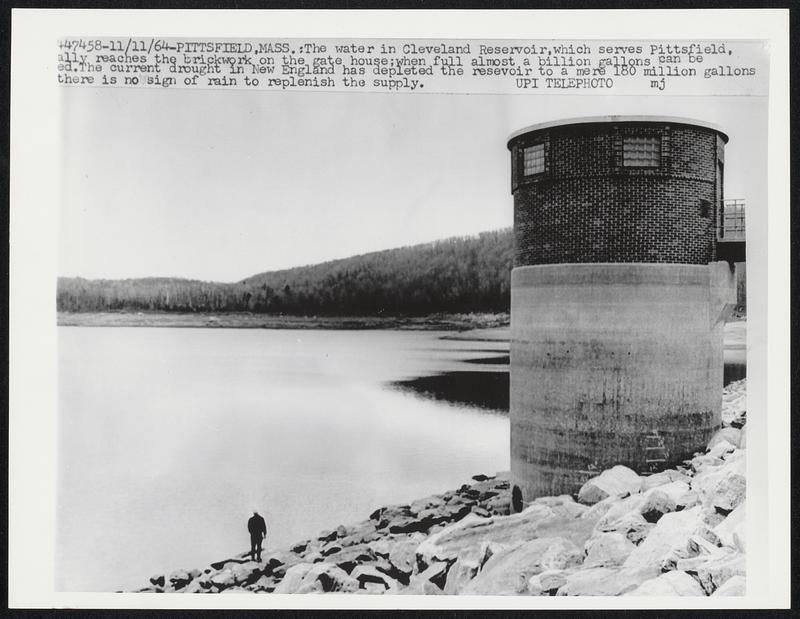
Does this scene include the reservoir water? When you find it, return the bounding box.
[56,322,745,592]
[56,327,511,592]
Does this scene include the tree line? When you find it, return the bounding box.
[57,229,514,316]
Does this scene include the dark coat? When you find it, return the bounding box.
[248,514,267,537]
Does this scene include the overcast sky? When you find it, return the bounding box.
[59,88,766,282]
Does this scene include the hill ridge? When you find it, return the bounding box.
[57,228,514,316]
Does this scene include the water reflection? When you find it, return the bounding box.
[724,363,747,385]
[463,355,510,365]
[57,327,511,592]
[391,371,509,413]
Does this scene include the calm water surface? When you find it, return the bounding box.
[57,327,510,592]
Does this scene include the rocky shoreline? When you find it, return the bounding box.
[137,379,746,596]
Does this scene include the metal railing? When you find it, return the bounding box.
[718,198,746,242]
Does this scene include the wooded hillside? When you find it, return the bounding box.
[57,229,514,316]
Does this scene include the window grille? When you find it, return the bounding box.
[623,136,661,167]
[719,199,746,241]
[523,144,545,175]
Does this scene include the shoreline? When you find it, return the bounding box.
[136,380,747,596]
[54,312,746,351]
[57,311,510,332]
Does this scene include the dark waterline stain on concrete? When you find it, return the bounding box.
[392,361,744,413]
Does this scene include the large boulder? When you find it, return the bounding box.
[441,501,475,522]
[387,538,418,578]
[708,439,738,461]
[595,510,653,546]
[645,515,724,573]
[264,550,302,578]
[690,454,725,475]
[291,540,309,554]
[626,570,705,596]
[594,494,645,530]
[640,489,677,523]
[710,574,746,596]
[338,521,378,547]
[556,565,660,596]
[410,495,446,516]
[228,561,263,586]
[442,556,480,595]
[415,505,565,571]
[295,563,359,594]
[272,563,316,594]
[675,490,700,511]
[194,575,214,592]
[461,537,583,595]
[388,516,432,535]
[623,506,707,569]
[325,542,376,569]
[694,550,746,595]
[528,569,568,595]
[584,532,636,567]
[534,537,585,572]
[577,466,642,505]
[350,565,400,593]
[167,568,199,591]
[592,481,689,530]
[714,502,746,552]
[707,427,742,451]
[409,561,449,592]
[691,456,746,514]
[320,543,342,557]
[711,473,746,514]
[181,579,209,593]
[641,470,692,493]
[317,529,337,543]
[370,537,395,558]
[532,494,589,519]
[249,574,275,592]
[442,542,503,595]
[673,544,727,572]
[149,574,165,587]
[581,495,620,521]
[650,480,693,505]
[485,493,512,516]
[304,551,324,565]
[209,569,236,590]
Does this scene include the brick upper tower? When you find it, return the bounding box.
[507,116,729,267]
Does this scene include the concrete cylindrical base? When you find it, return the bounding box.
[510,262,735,503]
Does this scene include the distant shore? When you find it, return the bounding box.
[57,311,511,331]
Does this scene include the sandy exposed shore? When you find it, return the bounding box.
[57,311,510,331]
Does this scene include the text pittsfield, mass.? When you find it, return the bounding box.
[55,38,763,93]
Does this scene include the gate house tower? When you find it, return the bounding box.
[507,116,737,503]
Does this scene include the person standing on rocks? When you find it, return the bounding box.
[248,511,267,562]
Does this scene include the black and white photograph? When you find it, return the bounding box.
[8,8,790,609]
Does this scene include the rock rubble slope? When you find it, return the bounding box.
[137,379,747,596]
